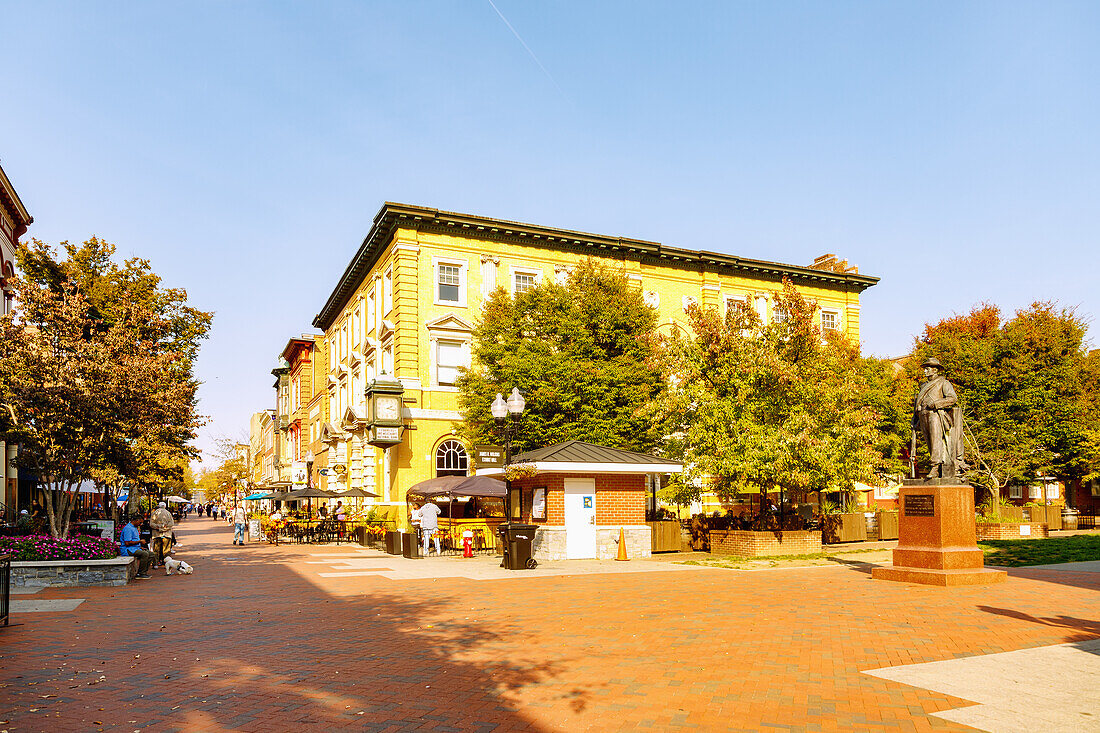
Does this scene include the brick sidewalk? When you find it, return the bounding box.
[1,517,1097,732]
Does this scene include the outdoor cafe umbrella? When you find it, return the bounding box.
[338,488,379,498]
[164,495,189,503]
[406,474,508,537]
[406,474,506,500]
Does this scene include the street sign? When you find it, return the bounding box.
[474,445,505,469]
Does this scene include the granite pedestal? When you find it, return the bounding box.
[872,481,1006,586]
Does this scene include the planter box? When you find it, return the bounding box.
[646,521,682,552]
[877,512,899,540]
[976,523,1049,541]
[12,556,136,587]
[824,514,867,544]
[709,529,821,558]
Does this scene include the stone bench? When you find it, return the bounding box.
[11,556,137,587]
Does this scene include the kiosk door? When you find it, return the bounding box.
[564,478,597,559]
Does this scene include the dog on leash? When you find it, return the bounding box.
[163,556,194,575]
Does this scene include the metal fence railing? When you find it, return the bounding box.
[0,553,11,628]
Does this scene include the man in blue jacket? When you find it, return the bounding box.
[120,515,154,579]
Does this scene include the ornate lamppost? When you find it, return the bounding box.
[490,387,526,465]
[491,388,525,521]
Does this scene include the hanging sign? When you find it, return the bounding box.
[474,445,505,469]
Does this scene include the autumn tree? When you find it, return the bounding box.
[0,239,211,535]
[654,280,892,524]
[457,259,665,454]
[910,302,1100,502]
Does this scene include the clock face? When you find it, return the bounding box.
[376,396,401,421]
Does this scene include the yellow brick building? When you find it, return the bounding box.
[303,203,878,522]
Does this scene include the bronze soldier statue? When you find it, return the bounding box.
[912,357,966,479]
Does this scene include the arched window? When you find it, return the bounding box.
[436,440,469,477]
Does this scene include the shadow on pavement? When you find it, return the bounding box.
[976,605,1100,643]
[0,518,569,731]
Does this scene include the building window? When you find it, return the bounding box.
[1028,486,1042,500]
[434,259,466,306]
[436,440,468,477]
[1046,484,1059,500]
[353,307,362,346]
[367,289,375,333]
[1009,485,1022,499]
[384,267,393,313]
[513,269,539,295]
[341,323,348,359]
[435,339,466,386]
[382,340,394,376]
[329,338,336,370]
[821,310,840,332]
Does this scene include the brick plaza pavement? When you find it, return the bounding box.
[1,518,1097,732]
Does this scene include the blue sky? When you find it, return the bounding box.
[2,2,1098,464]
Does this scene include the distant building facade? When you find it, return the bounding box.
[0,162,33,516]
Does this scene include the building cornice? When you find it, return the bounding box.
[0,161,33,240]
[313,202,881,330]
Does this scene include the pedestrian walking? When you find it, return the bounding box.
[150,501,175,568]
[233,504,246,545]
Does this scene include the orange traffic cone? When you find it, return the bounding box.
[615,527,629,561]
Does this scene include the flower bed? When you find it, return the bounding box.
[0,534,120,561]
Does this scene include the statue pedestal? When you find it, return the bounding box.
[872,482,1006,587]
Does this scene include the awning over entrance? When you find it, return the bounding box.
[407,474,506,499]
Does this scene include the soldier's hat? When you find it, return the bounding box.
[921,357,943,369]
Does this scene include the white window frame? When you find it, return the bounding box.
[353,306,362,346]
[1028,486,1042,500]
[433,257,467,307]
[511,266,541,296]
[382,339,394,377]
[383,267,393,314]
[341,322,348,359]
[820,309,841,333]
[367,289,375,333]
[1046,484,1059,500]
[1009,485,1022,499]
[432,338,469,388]
[723,294,746,317]
[329,337,336,370]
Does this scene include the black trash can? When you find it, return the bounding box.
[497,523,538,570]
[401,531,422,559]
[385,530,402,555]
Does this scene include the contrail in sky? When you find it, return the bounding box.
[486,0,566,97]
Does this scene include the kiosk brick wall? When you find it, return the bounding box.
[511,473,646,526]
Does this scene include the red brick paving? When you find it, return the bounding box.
[0,518,1097,732]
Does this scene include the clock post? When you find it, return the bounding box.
[365,374,405,449]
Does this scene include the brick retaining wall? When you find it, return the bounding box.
[12,556,136,587]
[975,523,1049,540]
[709,530,822,558]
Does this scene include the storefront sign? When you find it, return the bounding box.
[291,463,308,486]
[474,445,505,468]
[904,494,935,517]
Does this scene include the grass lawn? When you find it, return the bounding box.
[980,534,1100,567]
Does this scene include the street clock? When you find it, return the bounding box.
[365,373,405,448]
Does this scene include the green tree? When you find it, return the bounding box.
[0,239,211,535]
[654,280,888,522]
[910,302,1100,501]
[457,259,665,454]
